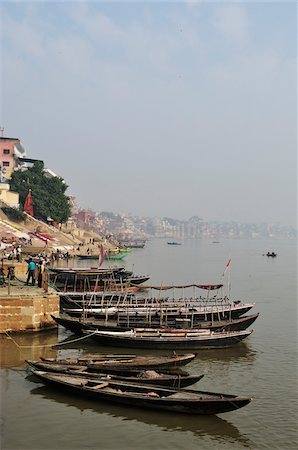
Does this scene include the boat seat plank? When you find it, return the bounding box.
[89,382,109,389]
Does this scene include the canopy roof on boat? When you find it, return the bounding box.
[145,284,223,291]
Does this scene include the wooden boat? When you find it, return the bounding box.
[30,371,253,415]
[49,267,149,292]
[51,313,259,335]
[167,242,181,245]
[126,276,150,285]
[117,312,259,331]
[83,328,252,350]
[39,352,197,370]
[78,255,101,260]
[26,360,203,388]
[106,253,128,260]
[63,302,255,324]
[121,240,146,249]
[50,267,129,275]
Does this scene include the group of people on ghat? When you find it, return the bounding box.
[26,257,46,287]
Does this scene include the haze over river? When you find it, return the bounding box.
[1,238,297,449]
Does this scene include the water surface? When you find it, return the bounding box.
[1,238,297,449]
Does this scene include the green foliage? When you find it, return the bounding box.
[9,162,71,223]
[1,206,26,223]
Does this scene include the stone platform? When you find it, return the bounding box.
[0,285,59,333]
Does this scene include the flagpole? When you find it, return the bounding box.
[227,261,231,300]
[221,258,231,299]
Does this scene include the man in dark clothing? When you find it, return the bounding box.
[26,258,36,285]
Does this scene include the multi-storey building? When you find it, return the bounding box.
[0,133,27,181]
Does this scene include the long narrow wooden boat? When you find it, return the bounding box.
[118,313,259,331]
[78,255,101,260]
[49,267,149,292]
[50,267,128,275]
[51,313,259,335]
[106,253,128,260]
[62,302,255,323]
[83,328,252,349]
[26,360,203,388]
[40,352,197,370]
[30,370,252,415]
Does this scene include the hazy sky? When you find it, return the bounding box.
[1,2,296,226]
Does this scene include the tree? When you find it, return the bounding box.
[9,161,71,223]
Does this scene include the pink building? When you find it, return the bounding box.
[0,135,26,180]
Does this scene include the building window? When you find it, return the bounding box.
[3,149,10,155]
[2,161,10,167]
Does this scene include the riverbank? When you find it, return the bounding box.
[0,208,120,334]
[0,205,118,261]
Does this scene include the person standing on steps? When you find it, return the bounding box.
[37,259,45,288]
[26,258,36,286]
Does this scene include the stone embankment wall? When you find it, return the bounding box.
[2,261,28,278]
[0,289,59,333]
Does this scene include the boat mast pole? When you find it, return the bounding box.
[227,262,231,300]
[158,283,163,326]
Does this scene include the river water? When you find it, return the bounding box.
[1,237,297,449]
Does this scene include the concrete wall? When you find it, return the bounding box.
[2,261,28,278]
[0,292,59,333]
[0,183,19,207]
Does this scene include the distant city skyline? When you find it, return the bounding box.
[1,2,296,227]
[74,207,296,240]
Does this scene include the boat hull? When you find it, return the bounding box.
[26,361,203,388]
[40,353,197,370]
[52,313,259,335]
[85,330,252,350]
[31,371,252,415]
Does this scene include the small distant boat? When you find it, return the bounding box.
[265,252,277,257]
[78,254,100,260]
[121,240,146,249]
[106,253,128,260]
[167,242,181,245]
[30,371,253,415]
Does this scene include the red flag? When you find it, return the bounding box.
[98,244,106,267]
[24,190,34,217]
[222,258,231,277]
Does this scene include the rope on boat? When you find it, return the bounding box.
[4,329,98,349]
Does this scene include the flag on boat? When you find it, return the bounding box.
[24,190,34,217]
[98,244,106,267]
[222,258,231,277]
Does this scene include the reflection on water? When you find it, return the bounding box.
[0,330,59,368]
[29,383,252,448]
[192,342,257,364]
